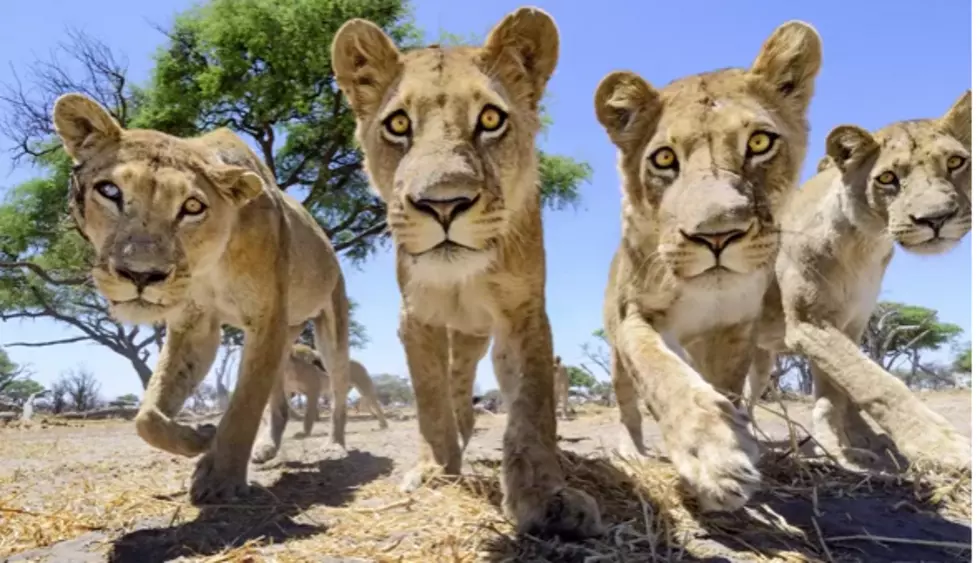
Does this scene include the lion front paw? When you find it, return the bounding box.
[399,461,452,492]
[189,453,249,505]
[670,391,761,512]
[901,429,971,471]
[250,442,280,464]
[507,486,603,539]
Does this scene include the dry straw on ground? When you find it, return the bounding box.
[0,405,971,563]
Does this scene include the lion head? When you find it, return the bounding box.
[331,8,558,283]
[594,21,822,286]
[824,90,971,255]
[52,94,265,324]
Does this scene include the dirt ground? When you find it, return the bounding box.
[0,390,971,562]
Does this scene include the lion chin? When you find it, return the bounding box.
[897,236,961,257]
[405,242,495,287]
[108,299,176,325]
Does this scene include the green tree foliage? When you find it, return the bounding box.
[370,373,414,406]
[565,365,597,392]
[1,378,46,406]
[954,346,971,373]
[861,301,963,374]
[0,0,591,390]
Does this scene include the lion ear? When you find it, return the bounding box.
[482,7,560,110]
[825,125,879,173]
[594,71,660,151]
[750,20,822,114]
[938,89,971,148]
[331,19,402,120]
[210,166,264,206]
[52,93,122,161]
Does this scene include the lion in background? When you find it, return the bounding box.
[750,90,972,470]
[284,343,388,437]
[331,6,601,538]
[52,93,351,504]
[595,21,822,512]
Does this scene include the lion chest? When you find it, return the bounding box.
[402,280,496,335]
[658,270,769,342]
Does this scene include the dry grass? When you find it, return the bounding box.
[0,403,971,563]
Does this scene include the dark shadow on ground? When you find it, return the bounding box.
[464,451,970,563]
[106,449,393,563]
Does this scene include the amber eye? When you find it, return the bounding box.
[947,155,966,171]
[477,105,507,133]
[746,131,777,156]
[875,171,898,186]
[384,111,412,137]
[181,198,207,217]
[94,181,122,201]
[650,147,678,170]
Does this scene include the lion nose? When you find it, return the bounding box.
[408,194,480,227]
[682,228,749,256]
[910,208,957,232]
[115,266,171,291]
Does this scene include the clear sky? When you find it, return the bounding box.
[0,0,972,400]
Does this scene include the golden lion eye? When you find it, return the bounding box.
[875,171,897,186]
[746,131,777,156]
[384,111,411,137]
[947,155,966,171]
[477,105,507,133]
[650,147,678,170]
[181,198,206,217]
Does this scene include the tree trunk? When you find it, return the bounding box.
[129,355,153,389]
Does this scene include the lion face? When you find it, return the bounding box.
[825,91,972,256]
[595,21,822,286]
[52,94,264,324]
[332,8,558,283]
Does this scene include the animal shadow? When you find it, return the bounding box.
[107,449,393,563]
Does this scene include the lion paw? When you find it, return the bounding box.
[508,486,603,539]
[399,462,449,492]
[189,453,248,505]
[670,392,760,512]
[901,430,971,470]
[250,442,280,464]
[322,442,348,461]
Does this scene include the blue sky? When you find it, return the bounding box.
[0,0,972,400]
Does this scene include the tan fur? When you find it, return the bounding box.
[331,7,601,538]
[595,21,822,512]
[281,343,388,437]
[52,94,352,504]
[554,356,570,420]
[750,91,972,469]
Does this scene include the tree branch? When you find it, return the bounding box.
[5,336,90,348]
[0,261,89,286]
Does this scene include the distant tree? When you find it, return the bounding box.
[954,345,971,373]
[0,348,27,395]
[861,301,963,383]
[55,368,102,411]
[565,365,597,393]
[580,329,610,376]
[112,393,139,406]
[371,373,414,406]
[1,378,46,406]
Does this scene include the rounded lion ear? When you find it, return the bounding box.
[483,7,560,109]
[750,20,823,113]
[331,18,401,120]
[939,89,971,148]
[211,166,264,205]
[52,93,122,161]
[594,71,660,150]
[825,125,878,172]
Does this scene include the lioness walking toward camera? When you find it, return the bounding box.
[595,21,822,512]
[52,94,351,504]
[750,91,972,469]
[284,344,388,436]
[331,7,601,537]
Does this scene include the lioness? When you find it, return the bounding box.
[595,21,822,511]
[283,343,389,436]
[750,91,972,469]
[52,94,351,503]
[331,7,601,537]
[554,355,571,420]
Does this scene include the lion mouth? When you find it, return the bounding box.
[410,239,482,258]
[111,297,168,309]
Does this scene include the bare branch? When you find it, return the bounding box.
[0,261,89,286]
[5,336,90,348]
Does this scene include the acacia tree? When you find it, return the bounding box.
[861,301,963,381]
[0,0,592,389]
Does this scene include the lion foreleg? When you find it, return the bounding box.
[449,329,490,450]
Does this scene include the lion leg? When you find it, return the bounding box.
[252,326,306,463]
[303,381,321,437]
[619,313,760,513]
[190,305,288,505]
[493,303,601,539]
[354,376,388,430]
[449,329,490,450]
[786,320,970,470]
[399,315,459,492]
[135,308,220,458]
[612,347,650,461]
[810,367,880,467]
[314,280,351,452]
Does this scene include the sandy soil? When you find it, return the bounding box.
[0,390,971,562]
